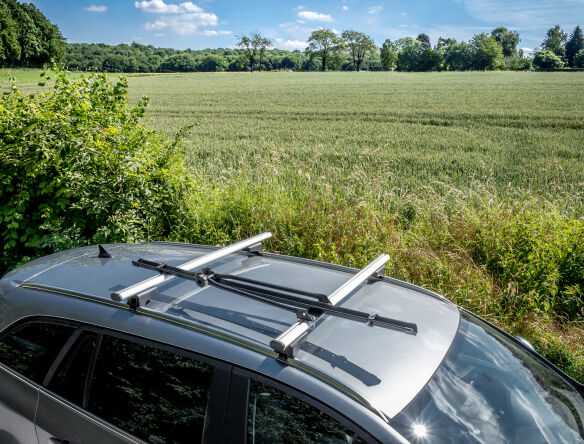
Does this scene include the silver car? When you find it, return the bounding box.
[1,233,583,443]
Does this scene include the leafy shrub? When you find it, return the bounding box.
[467,208,584,320]
[501,55,532,70]
[0,68,192,274]
[533,50,564,70]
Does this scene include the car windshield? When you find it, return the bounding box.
[390,311,584,443]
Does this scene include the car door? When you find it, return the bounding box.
[0,320,78,444]
[35,325,230,444]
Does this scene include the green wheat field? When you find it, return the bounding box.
[4,70,584,380]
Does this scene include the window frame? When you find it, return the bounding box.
[2,316,232,444]
[226,367,380,444]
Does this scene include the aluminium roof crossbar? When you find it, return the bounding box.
[111,232,272,304]
[270,254,399,359]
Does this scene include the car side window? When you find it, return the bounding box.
[47,330,98,406]
[0,322,75,383]
[87,334,215,444]
[247,379,367,444]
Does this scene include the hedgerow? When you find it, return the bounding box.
[0,69,192,274]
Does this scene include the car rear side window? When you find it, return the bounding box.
[0,322,75,383]
[47,330,98,406]
[247,379,367,444]
[87,334,214,444]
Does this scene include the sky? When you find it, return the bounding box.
[30,0,584,53]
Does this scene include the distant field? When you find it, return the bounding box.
[0,68,121,86]
[126,71,584,213]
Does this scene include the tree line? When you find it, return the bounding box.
[65,25,584,74]
[302,25,584,72]
[0,0,65,67]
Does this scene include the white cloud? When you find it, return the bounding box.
[368,6,383,14]
[298,10,334,22]
[154,32,166,36]
[135,0,197,13]
[342,5,348,11]
[85,4,107,12]
[400,11,407,16]
[144,13,219,34]
[200,29,232,36]
[137,0,227,35]
[275,38,307,50]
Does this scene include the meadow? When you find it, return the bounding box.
[4,70,584,380]
[127,71,584,211]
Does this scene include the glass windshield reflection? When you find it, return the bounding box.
[390,311,584,443]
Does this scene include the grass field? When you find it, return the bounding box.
[127,72,584,212]
[4,70,584,380]
[0,68,90,85]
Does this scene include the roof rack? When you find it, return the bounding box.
[130,249,417,359]
[111,232,272,306]
[270,254,398,359]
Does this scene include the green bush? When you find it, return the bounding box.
[466,208,584,320]
[0,68,192,274]
[533,50,564,70]
[501,55,532,70]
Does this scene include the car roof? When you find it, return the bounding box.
[3,242,460,419]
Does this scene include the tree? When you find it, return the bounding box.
[443,41,473,70]
[416,33,431,49]
[565,26,584,67]
[197,54,228,72]
[380,39,398,70]
[0,0,64,67]
[158,53,197,72]
[341,30,375,71]
[251,32,272,71]
[532,50,564,70]
[471,33,503,70]
[418,46,442,71]
[574,48,584,68]
[542,25,567,59]
[20,3,65,64]
[435,37,456,52]
[305,28,343,71]
[0,2,20,66]
[395,37,440,71]
[395,37,420,71]
[280,55,301,70]
[236,33,257,72]
[8,0,42,66]
[490,27,520,57]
